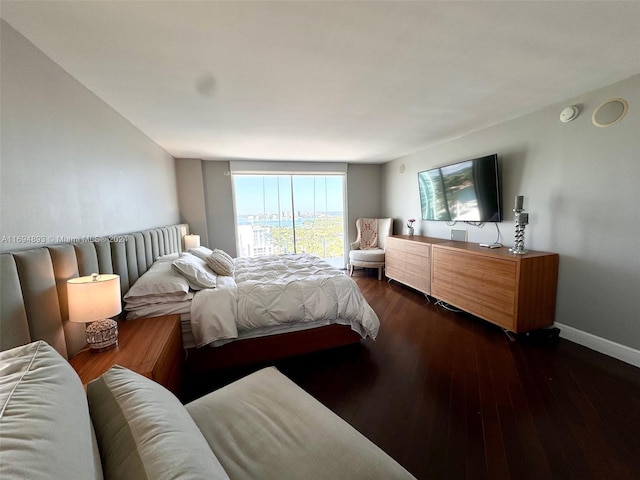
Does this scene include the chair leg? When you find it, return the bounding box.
[377,266,382,281]
[349,264,353,276]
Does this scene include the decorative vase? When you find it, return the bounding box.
[407,226,414,236]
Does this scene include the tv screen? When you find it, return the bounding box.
[418,154,501,222]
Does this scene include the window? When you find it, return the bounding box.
[233,174,345,267]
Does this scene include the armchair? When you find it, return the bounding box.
[348,218,393,280]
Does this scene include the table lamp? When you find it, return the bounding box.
[184,234,200,250]
[67,273,122,351]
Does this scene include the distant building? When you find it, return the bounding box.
[237,224,275,257]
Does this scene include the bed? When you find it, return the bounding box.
[123,247,379,373]
[0,224,377,374]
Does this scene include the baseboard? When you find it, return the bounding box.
[555,322,640,368]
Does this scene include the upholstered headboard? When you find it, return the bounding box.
[1,224,188,359]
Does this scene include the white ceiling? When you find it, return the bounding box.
[2,1,639,163]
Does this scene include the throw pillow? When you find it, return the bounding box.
[206,249,234,276]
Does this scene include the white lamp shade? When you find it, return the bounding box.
[67,274,122,323]
[184,234,200,250]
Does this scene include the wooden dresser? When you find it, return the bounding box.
[385,235,559,333]
[386,235,442,295]
[430,243,558,333]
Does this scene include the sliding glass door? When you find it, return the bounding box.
[233,174,345,267]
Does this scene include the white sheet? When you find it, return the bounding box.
[190,276,238,347]
[190,254,380,348]
[126,300,191,320]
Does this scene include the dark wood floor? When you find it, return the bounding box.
[186,271,640,480]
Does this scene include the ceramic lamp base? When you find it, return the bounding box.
[85,318,118,352]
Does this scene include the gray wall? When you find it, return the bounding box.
[175,158,236,253]
[0,21,179,251]
[175,160,383,264]
[202,160,238,255]
[382,74,640,350]
[346,163,383,247]
[175,158,209,247]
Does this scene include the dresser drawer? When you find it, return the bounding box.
[387,249,429,269]
[387,237,430,257]
[385,236,431,294]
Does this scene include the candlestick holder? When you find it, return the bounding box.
[510,196,529,254]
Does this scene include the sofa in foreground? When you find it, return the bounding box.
[0,341,415,479]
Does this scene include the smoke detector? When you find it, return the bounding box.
[560,105,579,123]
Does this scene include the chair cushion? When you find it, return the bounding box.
[88,365,229,480]
[349,248,386,263]
[0,341,103,480]
[186,367,415,480]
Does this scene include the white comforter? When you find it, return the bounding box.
[190,254,380,348]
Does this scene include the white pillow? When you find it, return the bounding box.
[124,260,190,300]
[206,249,235,276]
[154,253,180,262]
[188,246,214,262]
[172,253,217,290]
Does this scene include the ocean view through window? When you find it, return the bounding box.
[233,174,345,267]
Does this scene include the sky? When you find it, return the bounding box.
[234,175,344,216]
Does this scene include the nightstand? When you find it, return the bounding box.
[70,314,183,395]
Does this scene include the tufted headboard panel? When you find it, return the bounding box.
[0,224,188,358]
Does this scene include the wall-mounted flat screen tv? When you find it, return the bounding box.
[418,154,502,222]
